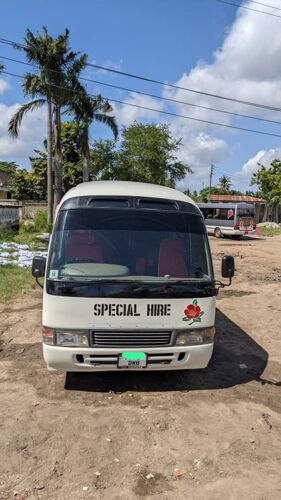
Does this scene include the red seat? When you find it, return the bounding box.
[136,257,147,275]
[65,232,104,262]
[158,239,188,277]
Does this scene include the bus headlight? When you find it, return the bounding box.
[175,327,215,346]
[56,330,89,347]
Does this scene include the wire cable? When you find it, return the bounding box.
[1,36,281,112]
[1,54,281,125]
[3,69,281,138]
[248,0,281,11]
[216,0,281,19]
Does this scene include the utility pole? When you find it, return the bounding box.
[208,164,214,202]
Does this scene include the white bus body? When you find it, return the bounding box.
[35,181,233,373]
[198,203,256,238]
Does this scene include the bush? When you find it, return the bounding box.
[21,210,50,234]
[33,210,49,232]
[258,227,281,237]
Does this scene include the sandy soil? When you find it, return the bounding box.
[0,234,281,500]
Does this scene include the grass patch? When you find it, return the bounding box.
[258,227,281,237]
[0,226,45,248]
[0,265,37,304]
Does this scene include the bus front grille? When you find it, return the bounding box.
[91,330,172,347]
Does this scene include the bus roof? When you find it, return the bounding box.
[60,180,197,207]
[197,202,255,209]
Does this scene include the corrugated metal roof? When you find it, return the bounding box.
[208,194,265,203]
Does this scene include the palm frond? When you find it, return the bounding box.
[93,114,118,140]
[8,98,46,138]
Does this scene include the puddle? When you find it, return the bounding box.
[0,242,48,267]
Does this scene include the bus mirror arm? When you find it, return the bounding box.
[35,277,44,289]
[215,255,235,290]
[215,276,232,290]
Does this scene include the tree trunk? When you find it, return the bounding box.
[53,103,63,210]
[82,127,89,182]
[47,98,53,225]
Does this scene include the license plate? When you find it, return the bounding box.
[118,352,147,369]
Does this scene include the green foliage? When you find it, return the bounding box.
[89,139,117,179]
[258,227,281,237]
[10,121,193,198]
[251,160,281,206]
[218,175,232,192]
[0,226,40,245]
[27,210,49,233]
[0,161,18,176]
[11,169,37,200]
[0,265,36,303]
[11,122,83,200]
[91,123,192,187]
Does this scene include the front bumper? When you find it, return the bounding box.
[43,343,214,372]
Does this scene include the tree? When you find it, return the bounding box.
[11,169,37,200]
[8,27,87,221]
[0,161,18,176]
[90,123,192,186]
[251,160,281,205]
[219,175,232,192]
[89,139,118,179]
[11,122,84,200]
[69,93,118,182]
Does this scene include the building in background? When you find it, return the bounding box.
[207,194,280,223]
[0,172,12,200]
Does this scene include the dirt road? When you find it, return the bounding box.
[1,235,281,500]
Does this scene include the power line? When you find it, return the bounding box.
[1,36,281,113]
[3,69,281,138]
[2,54,281,125]
[216,0,281,18]
[248,0,281,11]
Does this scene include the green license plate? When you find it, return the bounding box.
[118,352,147,369]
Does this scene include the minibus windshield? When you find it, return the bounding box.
[47,208,212,282]
[237,207,255,219]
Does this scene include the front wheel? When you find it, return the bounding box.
[214,227,223,238]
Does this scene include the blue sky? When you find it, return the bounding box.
[1,0,281,191]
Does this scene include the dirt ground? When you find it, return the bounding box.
[0,234,281,500]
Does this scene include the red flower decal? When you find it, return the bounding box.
[182,299,204,324]
[184,304,201,319]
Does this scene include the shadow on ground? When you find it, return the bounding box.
[65,309,269,392]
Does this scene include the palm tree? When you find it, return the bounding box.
[8,28,87,221]
[219,175,232,192]
[69,93,118,181]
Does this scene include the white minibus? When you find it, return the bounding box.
[198,202,256,238]
[32,181,234,373]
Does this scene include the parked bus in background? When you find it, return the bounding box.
[198,202,256,238]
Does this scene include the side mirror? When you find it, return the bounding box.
[32,256,46,278]
[221,255,235,278]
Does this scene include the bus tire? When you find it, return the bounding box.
[214,227,222,238]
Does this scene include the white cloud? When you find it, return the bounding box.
[113,93,164,128]
[0,78,9,95]
[0,102,46,159]
[112,1,281,191]
[178,135,230,191]
[164,0,281,124]
[233,147,281,190]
